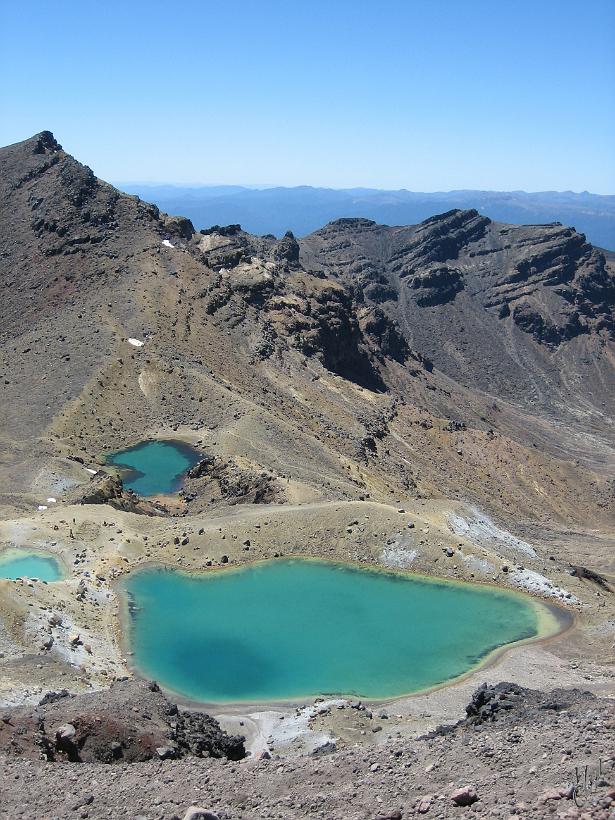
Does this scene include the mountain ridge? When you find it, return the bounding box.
[1,130,614,522]
[119,180,615,250]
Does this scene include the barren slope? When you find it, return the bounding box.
[0,132,613,818]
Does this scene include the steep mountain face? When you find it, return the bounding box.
[1,131,615,532]
[301,211,615,415]
[0,131,192,324]
[194,226,390,391]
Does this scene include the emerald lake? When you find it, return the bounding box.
[122,559,549,703]
[0,549,64,581]
[106,440,201,496]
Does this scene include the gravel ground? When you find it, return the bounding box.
[0,683,613,820]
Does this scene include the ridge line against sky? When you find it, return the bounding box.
[1,0,614,193]
[112,183,614,197]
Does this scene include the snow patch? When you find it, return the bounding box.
[162,239,175,248]
[37,505,47,511]
[46,497,57,504]
[85,468,98,475]
[127,338,144,347]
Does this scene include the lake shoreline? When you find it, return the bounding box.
[115,555,572,710]
[0,496,608,757]
[105,438,203,496]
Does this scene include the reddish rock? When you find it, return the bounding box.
[451,786,479,806]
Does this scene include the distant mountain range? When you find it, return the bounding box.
[117,184,615,250]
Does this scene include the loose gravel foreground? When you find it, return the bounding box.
[0,682,614,820]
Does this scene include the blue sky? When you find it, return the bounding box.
[1,0,614,192]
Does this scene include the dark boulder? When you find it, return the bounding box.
[162,213,194,240]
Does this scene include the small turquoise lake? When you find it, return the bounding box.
[106,440,201,496]
[122,559,551,703]
[0,549,64,581]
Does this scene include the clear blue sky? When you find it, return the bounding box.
[1,0,614,192]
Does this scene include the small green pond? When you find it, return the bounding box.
[106,439,201,496]
[0,549,64,581]
[122,559,552,703]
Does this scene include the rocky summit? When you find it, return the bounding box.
[0,132,614,819]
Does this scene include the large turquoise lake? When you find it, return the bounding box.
[0,549,64,581]
[122,559,548,703]
[107,440,201,496]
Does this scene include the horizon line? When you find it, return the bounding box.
[112,182,614,198]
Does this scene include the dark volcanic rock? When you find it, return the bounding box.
[300,208,615,408]
[511,301,568,346]
[77,474,163,516]
[79,474,125,505]
[359,307,409,363]
[392,208,491,274]
[197,225,387,390]
[0,679,245,763]
[184,455,283,505]
[187,456,215,479]
[569,564,612,590]
[407,264,464,306]
[162,213,194,240]
[272,230,300,265]
[423,681,602,741]
[463,682,527,724]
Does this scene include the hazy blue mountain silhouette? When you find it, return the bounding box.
[118,184,615,250]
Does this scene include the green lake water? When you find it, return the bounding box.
[0,549,64,581]
[122,559,545,703]
[106,440,201,496]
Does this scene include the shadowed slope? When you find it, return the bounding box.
[0,132,614,532]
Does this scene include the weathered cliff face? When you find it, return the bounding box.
[300,210,615,408]
[301,210,615,343]
[194,224,395,390]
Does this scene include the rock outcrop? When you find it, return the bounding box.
[195,224,389,390]
[77,474,163,516]
[184,456,283,506]
[300,209,615,407]
[0,679,245,763]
